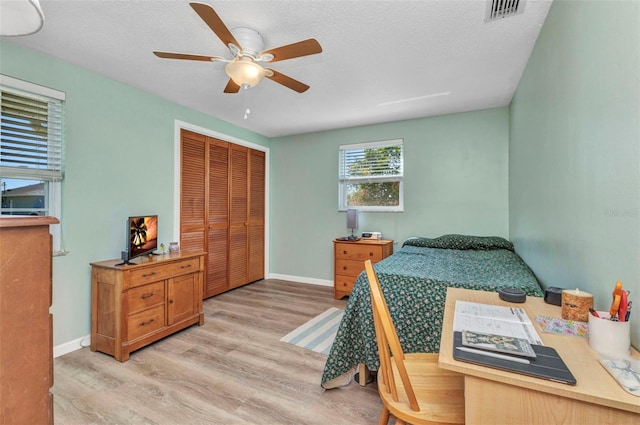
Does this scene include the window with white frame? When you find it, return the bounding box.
[338,139,404,212]
[1,75,65,254]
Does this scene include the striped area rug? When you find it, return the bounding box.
[280,307,344,355]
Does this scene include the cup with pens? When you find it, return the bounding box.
[588,281,632,358]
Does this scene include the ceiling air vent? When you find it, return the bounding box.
[485,0,526,22]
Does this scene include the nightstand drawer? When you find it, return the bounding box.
[336,259,367,277]
[335,275,357,293]
[335,243,384,261]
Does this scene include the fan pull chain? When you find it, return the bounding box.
[242,84,251,120]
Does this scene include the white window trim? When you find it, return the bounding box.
[0,75,65,101]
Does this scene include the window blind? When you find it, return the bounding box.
[339,139,403,183]
[1,89,63,180]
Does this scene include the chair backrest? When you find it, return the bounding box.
[364,260,420,411]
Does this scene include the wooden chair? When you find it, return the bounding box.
[364,260,465,425]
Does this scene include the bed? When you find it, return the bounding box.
[321,234,544,389]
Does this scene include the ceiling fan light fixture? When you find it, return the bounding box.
[0,0,45,36]
[156,4,322,94]
[225,57,265,88]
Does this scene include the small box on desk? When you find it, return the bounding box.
[544,287,563,306]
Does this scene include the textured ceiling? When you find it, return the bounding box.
[2,0,553,138]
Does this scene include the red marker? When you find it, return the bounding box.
[618,291,628,322]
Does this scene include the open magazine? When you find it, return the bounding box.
[453,300,544,345]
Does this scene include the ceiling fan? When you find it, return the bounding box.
[153,2,322,94]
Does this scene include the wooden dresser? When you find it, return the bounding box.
[333,239,393,299]
[90,251,205,362]
[0,216,58,425]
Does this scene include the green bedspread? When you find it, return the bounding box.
[321,234,543,388]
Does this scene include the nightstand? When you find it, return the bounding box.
[333,239,393,299]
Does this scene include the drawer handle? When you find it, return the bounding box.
[169,299,174,304]
[140,318,155,326]
[142,271,157,278]
[140,292,155,299]
[180,264,192,269]
[343,250,348,254]
[342,266,348,271]
[369,252,374,257]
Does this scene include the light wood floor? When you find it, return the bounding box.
[53,279,383,424]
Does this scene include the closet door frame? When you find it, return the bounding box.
[172,120,269,281]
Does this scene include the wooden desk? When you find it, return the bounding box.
[438,288,640,424]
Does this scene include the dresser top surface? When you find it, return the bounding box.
[0,216,59,228]
[333,239,393,245]
[90,251,205,270]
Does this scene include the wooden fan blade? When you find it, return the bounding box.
[265,69,310,93]
[224,79,241,93]
[153,51,224,62]
[261,39,322,63]
[190,2,240,49]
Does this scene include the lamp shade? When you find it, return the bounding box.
[225,58,265,88]
[0,0,45,36]
[346,209,358,230]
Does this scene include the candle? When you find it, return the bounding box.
[561,288,594,322]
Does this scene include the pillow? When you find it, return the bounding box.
[403,234,514,251]
[402,237,434,247]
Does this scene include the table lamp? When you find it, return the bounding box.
[346,209,358,240]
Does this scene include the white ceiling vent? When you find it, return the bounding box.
[485,0,526,22]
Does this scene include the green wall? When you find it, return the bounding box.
[0,41,270,347]
[270,107,510,281]
[510,0,640,347]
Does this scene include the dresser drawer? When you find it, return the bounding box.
[335,243,384,262]
[163,257,200,278]
[335,259,368,277]
[128,282,165,314]
[128,258,200,288]
[335,275,357,293]
[128,304,165,341]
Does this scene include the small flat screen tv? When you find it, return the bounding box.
[116,215,158,265]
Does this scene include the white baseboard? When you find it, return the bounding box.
[54,334,90,358]
[268,273,333,287]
